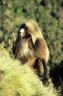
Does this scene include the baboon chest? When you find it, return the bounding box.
[18,39,34,61]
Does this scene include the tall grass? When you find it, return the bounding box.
[0,45,57,96]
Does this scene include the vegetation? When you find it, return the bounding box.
[0,0,63,95]
[0,45,57,96]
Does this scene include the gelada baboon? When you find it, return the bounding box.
[12,23,36,65]
[26,20,49,80]
[12,20,49,81]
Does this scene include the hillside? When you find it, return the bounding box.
[0,45,57,96]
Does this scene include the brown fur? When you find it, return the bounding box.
[26,20,49,79]
[12,37,35,64]
[26,19,49,63]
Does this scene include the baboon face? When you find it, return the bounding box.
[18,23,31,39]
[20,28,26,38]
[18,23,27,38]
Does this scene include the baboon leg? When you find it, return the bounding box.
[33,59,49,82]
[33,59,44,76]
[41,59,49,81]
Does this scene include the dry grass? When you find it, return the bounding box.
[0,45,57,96]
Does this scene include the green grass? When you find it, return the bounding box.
[0,45,57,96]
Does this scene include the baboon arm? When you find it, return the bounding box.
[28,37,34,50]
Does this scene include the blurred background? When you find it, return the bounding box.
[0,0,63,95]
